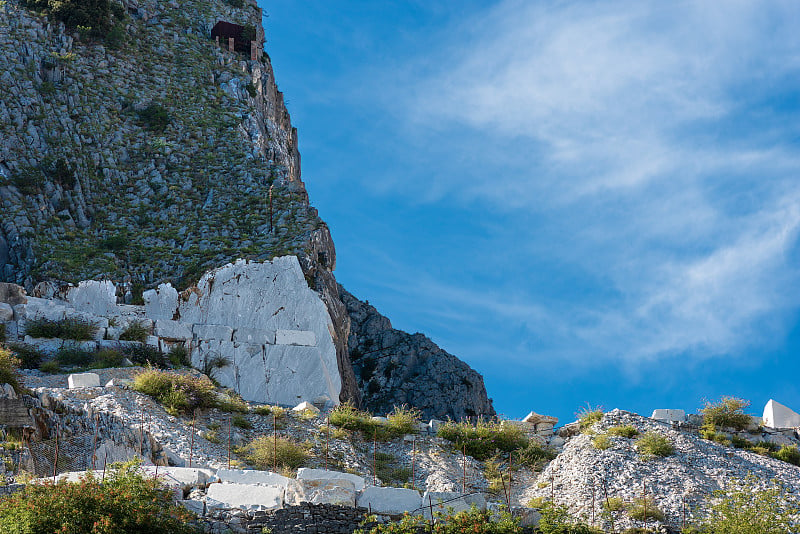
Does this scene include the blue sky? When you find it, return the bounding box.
[259,0,800,424]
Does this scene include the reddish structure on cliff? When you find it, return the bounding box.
[211,21,255,54]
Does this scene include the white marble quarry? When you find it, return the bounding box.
[142,466,216,490]
[651,409,686,422]
[286,478,356,507]
[67,372,100,389]
[143,283,179,320]
[763,399,800,429]
[67,280,117,316]
[206,482,284,511]
[0,302,12,321]
[420,492,486,519]
[154,319,193,340]
[193,323,234,342]
[180,257,341,406]
[275,329,316,346]
[213,469,290,488]
[357,486,422,515]
[233,327,275,345]
[297,468,366,491]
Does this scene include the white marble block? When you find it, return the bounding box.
[67,372,100,389]
[357,486,422,515]
[763,399,800,429]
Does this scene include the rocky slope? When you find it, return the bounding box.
[523,410,800,531]
[340,285,495,420]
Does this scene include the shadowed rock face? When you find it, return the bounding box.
[338,285,495,421]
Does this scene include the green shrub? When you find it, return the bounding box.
[55,345,94,366]
[386,405,421,435]
[105,21,126,48]
[693,475,799,534]
[0,323,5,343]
[201,353,230,381]
[137,103,170,132]
[602,497,625,512]
[224,0,244,7]
[8,344,45,369]
[700,428,731,446]
[0,460,201,533]
[329,402,373,432]
[254,405,274,416]
[217,391,249,413]
[607,425,639,438]
[0,348,22,394]
[167,345,190,367]
[123,344,165,367]
[90,348,125,369]
[592,433,612,450]
[729,435,752,449]
[24,317,97,341]
[245,82,257,98]
[20,0,125,38]
[635,432,674,458]
[771,444,800,466]
[626,497,664,521]
[515,439,557,469]
[437,420,528,461]
[701,396,751,431]
[232,414,251,429]
[538,502,603,534]
[133,369,217,416]
[237,436,308,470]
[577,406,603,433]
[356,506,523,534]
[119,321,149,342]
[39,360,62,374]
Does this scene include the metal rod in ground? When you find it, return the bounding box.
[603,479,615,534]
[411,437,416,490]
[508,451,513,508]
[551,475,555,503]
[90,415,99,471]
[499,466,510,509]
[591,479,595,526]
[228,415,232,470]
[140,409,145,458]
[462,445,466,493]
[52,426,59,482]
[373,430,377,486]
[189,418,195,468]
[642,482,647,531]
[102,450,108,482]
[273,413,277,472]
[428,494,434,532]
[325,416,329,471]
[682,496,686,529]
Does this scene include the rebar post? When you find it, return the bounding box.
[273,413,277,472]
[682,496,686,529]
[462,445,466,493]
[591,480,595,526]
[228,415,232,470]
[603,479,615,534]
[52,425,59,483]
[325,416,329,471]
[90,415,99,470]
[642,482,647,531]
[102,450,108,482]
[508,451,513,507]
[373,430,377,486]
[411,437,416,489]
[140,409,145,458]
[189,418,195,468]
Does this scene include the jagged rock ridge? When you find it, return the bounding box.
[339,285,495,420]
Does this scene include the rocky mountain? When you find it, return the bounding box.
[0,0,492,415]
[340,285,495,421]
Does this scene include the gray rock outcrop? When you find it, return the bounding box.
[339,285,495,420]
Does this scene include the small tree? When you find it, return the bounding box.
[694,476,799,534]
[701,396,751,431]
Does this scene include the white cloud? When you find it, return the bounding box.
[357,0,800,365]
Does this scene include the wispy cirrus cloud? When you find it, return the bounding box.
[354,0,800,366]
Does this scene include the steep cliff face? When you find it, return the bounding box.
[339,286,495,421]
[0,0,362,404]
[0,0,310,287]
